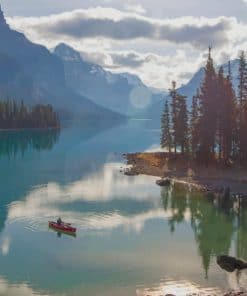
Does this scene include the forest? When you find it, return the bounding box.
[0,100,60,129]
[161,48,247,166]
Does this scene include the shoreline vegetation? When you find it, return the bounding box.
[0,100,60,130]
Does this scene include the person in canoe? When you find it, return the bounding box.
[57,217,62,225]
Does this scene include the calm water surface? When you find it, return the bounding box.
[0,120,246,296]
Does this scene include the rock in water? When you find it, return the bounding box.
[217,255,247,272]
[156,178,171,186]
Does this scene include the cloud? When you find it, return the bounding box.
[110,52,146,68]
[102,49,204,89]
[6,8,247,89]
[8,8,233,48]
[80,50,110,66]
[123,3,147,14]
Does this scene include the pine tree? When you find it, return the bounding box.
[160,100,172,153]
[238,51,247,111]
[238,51,247,162]
[217,66,225,160]
[170,81,179,154]
[170,81,188,154]
[223,62,236,162]
[176,94,189,154]
[197,47,218,163]
[0,99,60,129]
[190,89,200,158]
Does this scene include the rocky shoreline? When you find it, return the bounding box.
[123,152,247,199]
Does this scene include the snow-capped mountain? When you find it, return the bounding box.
[54,43,164,116]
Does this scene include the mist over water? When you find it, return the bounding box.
[0,120,246,296]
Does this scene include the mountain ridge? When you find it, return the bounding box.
[53,43,164,116]
[0,6,123,121]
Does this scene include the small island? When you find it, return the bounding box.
[0,100,60,130]
[124,48,247,199]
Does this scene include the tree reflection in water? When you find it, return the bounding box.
[161,183,247,278]
[0,129,60,158]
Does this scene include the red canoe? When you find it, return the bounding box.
[49,221,76,233]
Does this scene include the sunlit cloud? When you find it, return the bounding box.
[3,3,247,90]
[124,3,147,14]
[6,7,245,89]
[7,9,233,47]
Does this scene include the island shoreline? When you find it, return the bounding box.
[124,152,247,198]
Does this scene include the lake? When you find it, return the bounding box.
[0,120,246,296]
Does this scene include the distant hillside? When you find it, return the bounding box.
[0,6,123,121]
[54,43,164,116]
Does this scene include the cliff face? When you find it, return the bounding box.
[0,5,8,28]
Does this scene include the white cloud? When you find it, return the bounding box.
[7,8,233,48]
[6,7,247,89]
[124,3,146,14]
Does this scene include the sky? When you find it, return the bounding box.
[2,0,247,89]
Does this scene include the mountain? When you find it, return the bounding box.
[0,6,123,121]
[144,58,240,123]
[54,43,164,116]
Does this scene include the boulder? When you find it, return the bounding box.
[217,255,247,272]
[156,178,171,186]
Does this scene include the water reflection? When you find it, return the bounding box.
[161,182,247,286]
[1,171,247,294]
[6,163,167,233]
[0,277,51,296]
[1,121,247,295]
[0,129,60,158]
[136,278,222,296]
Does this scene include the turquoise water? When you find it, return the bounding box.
[0,120,246,296]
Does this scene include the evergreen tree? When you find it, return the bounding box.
[170,81,179,154]
[176,94,189,154]
[238,51,247,162]
[223,63,236,162]
[217,66,225,160]
[190,89,200,158]
[170,81,188,154]
[0,99,60,129]
[159,48,247,167]
[197,47,218,163]
[238,51,247,111]
[161,100,172,153]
